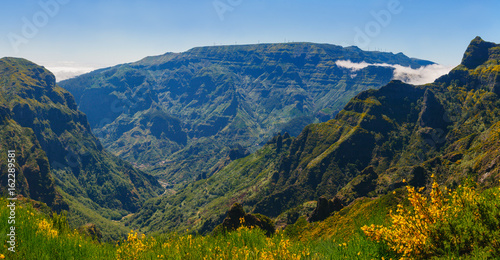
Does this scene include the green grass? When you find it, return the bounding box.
[0,196,390,260]
[286,191,403,243]
[0,197,115,259]
[3,181,498,259]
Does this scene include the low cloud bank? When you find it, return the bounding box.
[46,66,96,82]
[335,60,453,85]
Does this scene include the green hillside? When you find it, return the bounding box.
[0,58,162,238]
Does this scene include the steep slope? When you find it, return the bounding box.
[0,58,162,237]
[0,105,66,210]
[256,37,500,215]
[126,134,293,235]
[59,43,434,184]
[127,37,500,234]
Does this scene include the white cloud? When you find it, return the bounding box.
[335,60,373,71]
[38,61,106,82]
[46,66,96,82]
[390,64,454,85]
[335,60,453,85]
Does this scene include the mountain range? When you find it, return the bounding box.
[59,43,434,185]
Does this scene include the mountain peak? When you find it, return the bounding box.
[460,37,498,69]
[0,57,56,91]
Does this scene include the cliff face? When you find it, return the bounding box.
[0,58,161,226]
[60,42,434,184]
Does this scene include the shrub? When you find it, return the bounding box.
[362,176,500,259]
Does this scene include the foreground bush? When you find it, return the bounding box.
[362,176,500,259]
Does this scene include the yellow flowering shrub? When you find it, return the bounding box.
[362,177,500,259]
[37,218,59,238]
[116,230,156,260]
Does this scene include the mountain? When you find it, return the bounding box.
[59,43,434,185]
[126,37,500,235]
[0,58,162,238]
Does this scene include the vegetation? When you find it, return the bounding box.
[0,190,397,259]
[126,135,291,235]
[362,177,500,259]
[0,197,323,259]
[4,177,497,259]
[0,197,116,259]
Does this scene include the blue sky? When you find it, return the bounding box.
[1,0,499,80]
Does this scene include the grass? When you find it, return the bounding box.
[2,179,499,259]
[0,197,116,259]
[0,196,386,259]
